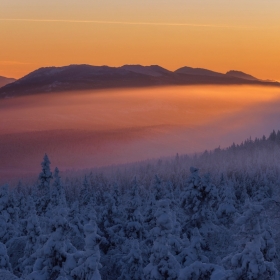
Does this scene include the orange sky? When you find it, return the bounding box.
[1,0,280,80]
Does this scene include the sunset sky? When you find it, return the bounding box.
[1,0,280,80]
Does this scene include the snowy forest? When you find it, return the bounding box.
[1,130,280,279]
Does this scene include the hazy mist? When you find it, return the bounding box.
[1,85,280,183]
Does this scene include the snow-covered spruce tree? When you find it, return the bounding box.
[99,189,125,279]
[141,186,157,267]
[261,228,277,263]
[143,175,167,236]
[162,181,175,208]
[144,199,181,280]
[234,202,267,249]
[233,175,249,208]
[143,189,157,234]
[0,242,12,272]
[17,196,42,277]
[79,177,101,243]
[217,173,227,199]
[112,182,122,209]
[224,237,279,279]
[0,184,19,243]
[0,216,7,245]
[26,207,77,280]
[38,154,53,195]
[7,189,20,228]
[68,200,85,250]
[167,211,182,259]
[124,177,145,241]
[180,167,219,236]
[99,191,124,249]
[252,173,273,203]
[120,178,148,271]
[178,227,228,280]
[217,180,237,227]
[222,202,279,279]
[93,188,103,219]
[71,215,102,280]
[43,167,68,233]
[0,241,20,279]
[49,167,67,209]
[178,227,209,267]
[178,261,227,280]
[15,189,29,235]
[152,175,165,201]
[0,242,18,280]
[36,154,53,216]
[79,175,92,208]
[118,239,143,280]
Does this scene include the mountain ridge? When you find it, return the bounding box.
[0,64,279,98]
[225,70,258,81]
[0,76,16,88]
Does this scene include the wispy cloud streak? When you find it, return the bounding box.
[0,61,33,65]
[0,18,248,29]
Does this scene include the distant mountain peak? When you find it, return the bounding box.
[0,76,16,88]
[120,64,172,77]
[0,64,278,98]
[225,70,259,81]
[175,66,223,77]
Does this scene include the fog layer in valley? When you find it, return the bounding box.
[1,85,280,183]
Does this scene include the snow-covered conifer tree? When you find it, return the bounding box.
[180,167,219,236]
[18,196,42,277]
[224,237,279,279]
[68,201,84,250]
[0,243,19,280]
[38,154,53,194]
[0,185,19,243]
[152,175,164,201]
[26,207,76,280]
[99,191,124,248]
[217,181,237,226]
[178,227,209,267]
[71,216,102,280]
[143,190,157,234]
[222,202,279,279]
[118,239,143,280]
[144,199,181,279]
[50,167,67,209]
[124,178,145,241]
[112,182,122,208]
[0,216,7,244]
[36,154,53,216]
[179,261,227,280]
[0,242,12,272]
[79,175,92,208]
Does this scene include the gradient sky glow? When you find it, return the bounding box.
[1,0,280,79]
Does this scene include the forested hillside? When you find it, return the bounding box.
[1,130,280,279]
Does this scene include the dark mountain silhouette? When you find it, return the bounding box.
[0,76,16,88]
[120,65,173,77]
[226,70,259,81]
[175,66,224,77]
[0,64,279,98]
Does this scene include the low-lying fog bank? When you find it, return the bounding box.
[1,85,280,184]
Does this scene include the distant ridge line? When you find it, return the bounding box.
[0,64,279,98]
